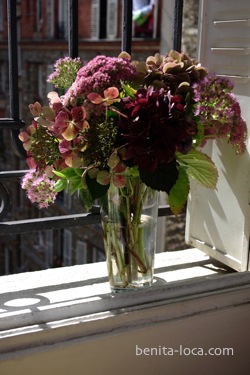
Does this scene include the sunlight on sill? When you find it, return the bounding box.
[0,248,235,327]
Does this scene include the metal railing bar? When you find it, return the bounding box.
[7,0,20,119]
[68,0,78,58]
[0,2,184,238]
[0,206,172,235]
[11,128,28,158]
[122,0,133,54]
[173,0,183,52]
[0,118,25,129]
[6,1,27,159]
[0,170,27,178]
[0,212,101,235]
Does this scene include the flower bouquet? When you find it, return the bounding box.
[19,50,247,290]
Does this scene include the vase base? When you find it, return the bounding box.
[110,282,153,293]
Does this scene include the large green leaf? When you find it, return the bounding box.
[168,167,190,216]
[70,179,84,194]
[176,149,218,189]
[139,161,179,194]
[86,174,109,201]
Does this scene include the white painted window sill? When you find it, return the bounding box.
[1,248,250,356]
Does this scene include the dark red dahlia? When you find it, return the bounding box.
[118,86,197,172]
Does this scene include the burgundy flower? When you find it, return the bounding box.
[59,137,85,168]
[118,87,197,172]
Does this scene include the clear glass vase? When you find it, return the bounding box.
[100,176,159,292]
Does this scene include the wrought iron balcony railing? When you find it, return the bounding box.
[0,0,183,238]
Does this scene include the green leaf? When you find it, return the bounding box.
[108,152,120,169]
[121,81,136,98]
[54,178,68,193]
[139,161,179,194]
[168,167,190,216]
[79,188,93,212]
[70,179,83,194]
[176,149,218,189]
[86,174,109,200]
[53,167,82,181]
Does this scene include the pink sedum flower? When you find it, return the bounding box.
[64,55,136,106]
[21,170,57,209]
[193,74,247,154]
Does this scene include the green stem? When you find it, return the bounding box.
[102,221,115,286]
[124,181,148,274]
[111,226,128,287]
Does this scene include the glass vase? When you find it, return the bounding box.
[100,176,159,292]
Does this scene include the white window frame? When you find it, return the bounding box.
[91,0,100,40]
[107,0,118,39]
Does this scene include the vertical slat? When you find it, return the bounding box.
[68,0,78,58]
[7,0,19,118]
[121,0,132,54]
[173,0,183,51]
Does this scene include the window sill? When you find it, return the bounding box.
[1,248,250,357]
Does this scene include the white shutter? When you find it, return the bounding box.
[185,0,250,271]
[107,0,118,39]
[91,0,100,40]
